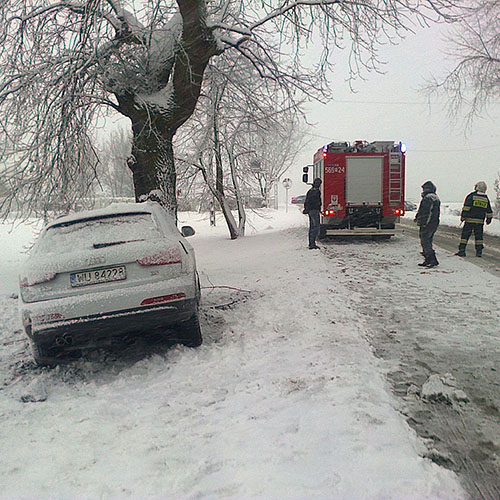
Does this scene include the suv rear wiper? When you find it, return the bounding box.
[93,239,145,249]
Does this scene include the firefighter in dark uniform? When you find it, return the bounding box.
[456,181,493,257]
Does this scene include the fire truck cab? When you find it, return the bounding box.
[303,140,406,238]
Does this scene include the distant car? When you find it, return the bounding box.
[404,200,417,211]
[291,195,306,204]
[19,202,202,365]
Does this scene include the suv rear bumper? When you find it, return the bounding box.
[27,298,198,349]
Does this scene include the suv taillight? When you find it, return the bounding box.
[141,293,186,305]
[137,247,182,266]
[20,272,57,287]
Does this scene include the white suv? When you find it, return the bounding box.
[19,202,202,364]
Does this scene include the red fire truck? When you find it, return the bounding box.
[303,140,406,238]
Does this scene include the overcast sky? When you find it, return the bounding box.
[286,22,500,204]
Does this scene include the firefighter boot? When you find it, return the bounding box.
[455,248,466,257]
[418,256,430,267]
[476,248,483,257]
[426,252,439,268]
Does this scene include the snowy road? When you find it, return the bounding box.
[399,218,500,279]
[320,228,500,499]
[0,210,467,499]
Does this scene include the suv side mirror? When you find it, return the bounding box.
[302,173,309,183]
[181,226,195,237]
[303,166,309,173]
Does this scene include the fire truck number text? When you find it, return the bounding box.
[325,166,345,174]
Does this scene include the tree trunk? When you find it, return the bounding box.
[218,196,239,239]
[125,116,177,216]
[113,0,219,218]
[212,106,239,239]
[214,143,238,238]
[228,150,246,236]
[198,162,239,239]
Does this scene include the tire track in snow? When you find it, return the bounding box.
[320,232,500,499]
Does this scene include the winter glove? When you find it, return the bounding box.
[303,209,308,215]
[486,218,492,225]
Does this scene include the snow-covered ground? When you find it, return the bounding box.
[1,204,491,499]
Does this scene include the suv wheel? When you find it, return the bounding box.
[179,311,203,347]
[30,339,56,366]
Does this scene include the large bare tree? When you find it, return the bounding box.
[176,52,306,238]
[427,1,499,121]
[0,0,464,218]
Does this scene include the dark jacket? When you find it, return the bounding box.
[416,181,440,227]
[460,191,493,224]
[303,187,322,213]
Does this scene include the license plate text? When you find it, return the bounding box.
[70,266,126,287]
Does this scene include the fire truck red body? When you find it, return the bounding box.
[305,140,406,238]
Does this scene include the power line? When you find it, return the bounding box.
[304,131,500,152]
[410,145,500,152]
[329,98,499,105]
[329,99,444,105]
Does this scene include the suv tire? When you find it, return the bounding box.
[30,339,56,366]
[180,311,203,347]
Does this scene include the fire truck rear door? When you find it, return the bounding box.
[346,156,383,205]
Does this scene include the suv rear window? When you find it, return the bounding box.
[36,213,161,254]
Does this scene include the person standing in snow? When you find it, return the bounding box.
[455,181,493,257]
[415,181,441,267]
[303,177,322,249]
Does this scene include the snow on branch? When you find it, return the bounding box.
[210,0,465,52]
[115,8,147,42]
[10,1,121,32]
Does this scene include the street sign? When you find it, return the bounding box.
[282,178,292,212]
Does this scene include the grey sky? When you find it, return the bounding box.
[288,23,500,204]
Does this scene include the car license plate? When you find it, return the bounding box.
[70,266,126,287]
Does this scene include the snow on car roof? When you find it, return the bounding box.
[46,202,158,228]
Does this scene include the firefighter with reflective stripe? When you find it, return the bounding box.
[415,181,441,267]
[456,181,493,257]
